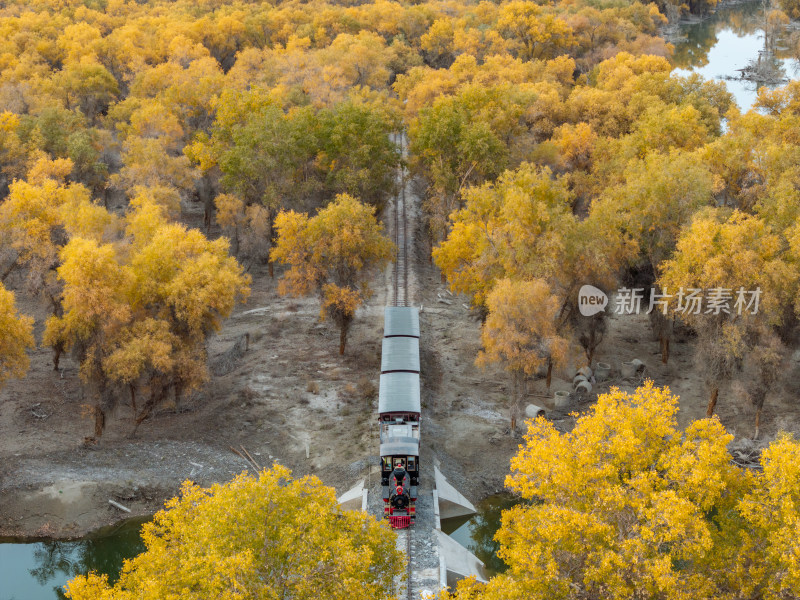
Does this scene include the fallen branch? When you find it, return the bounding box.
[230,445,259,471]
[230,445,249,462]
[240,445,262,470]
[109,499,131,513]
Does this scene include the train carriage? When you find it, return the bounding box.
[383,306,420,338]
[380,336,420,373]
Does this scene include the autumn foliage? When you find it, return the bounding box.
[64,465,402,600]
[0,0,799,596]
[477,278,569,430]
[0,283,34,388]
[272,193,394,354]
[444,382,800,600]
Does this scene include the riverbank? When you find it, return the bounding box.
[0,440,249,538]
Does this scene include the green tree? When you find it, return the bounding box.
[18,106,87,160]
[197,89,298,271]
[311,98,401,209]
[195,91,400,271]
[67,129,110,200]
[409,84,526,245]
[52,61,119,124]
[592,149,715,363]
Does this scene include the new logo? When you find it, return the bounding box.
[578,285,608,317]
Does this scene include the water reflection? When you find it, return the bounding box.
[671,0,799,110]
[672,2,766,68]
[440,494,523,577]
[0,517,149,600]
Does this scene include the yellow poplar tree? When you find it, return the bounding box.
[0,170,117,368]
[65,465,403,600]
[43,237,132,437]
[497,1,574,61]
[433,164,576,309]
[0,282,34,388]
[477,278,569,432]
[434,163,628,365]
[659,209,797,421]
[738,434,800,599]
[271,193,394,355]
[445,382,747,600]
[44,194,250,438]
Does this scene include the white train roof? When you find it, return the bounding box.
[378,372,421,414]
[380,439,419,457]
[381,336,420,373]
[384,306,420,338]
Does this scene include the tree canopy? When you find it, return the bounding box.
[272,193,394,355]
[65,465,403,600]
[0,283,34,388]
[443,382,800,600]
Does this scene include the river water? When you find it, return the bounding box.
[671,0,800,110]
[440,494,522,577]
[0,517,149,600]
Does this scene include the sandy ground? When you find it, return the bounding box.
[2,182,800,539]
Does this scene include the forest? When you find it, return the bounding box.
[0,0,752,438]
[2,0,800,597]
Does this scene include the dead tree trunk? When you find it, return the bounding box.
[94,403,105,438]
[129,384,137,419]
[545,359,553,389]
[753,390,768,440]
[52,341,64,371]
[754,405,763,440]
[509,369,527,435]
[650,309,672,365]
[706,387,719,417]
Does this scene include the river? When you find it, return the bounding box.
[0,517,149,600]
[440,493,523,577]
[671,0,800,110]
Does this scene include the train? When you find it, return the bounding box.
[379,306,420,529]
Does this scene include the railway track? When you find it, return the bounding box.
[393,133,409,308]
[393,525,417,600]
[405,527,413,600]
[390,132,414,599]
